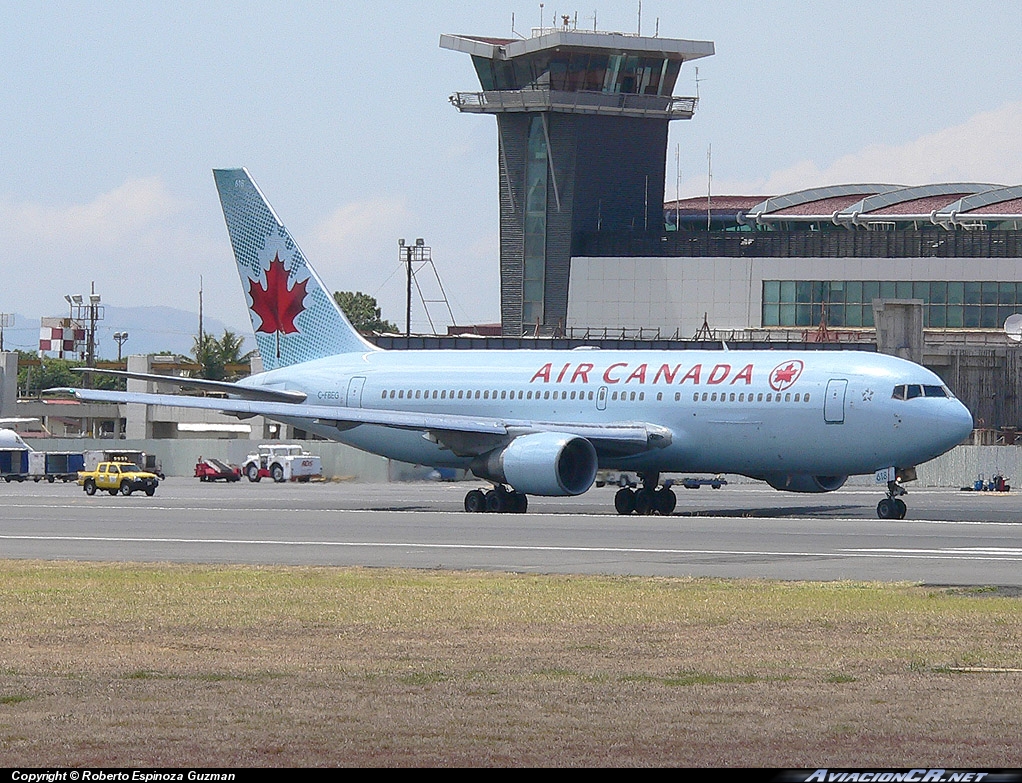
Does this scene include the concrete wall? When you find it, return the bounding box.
[0,352,17,417]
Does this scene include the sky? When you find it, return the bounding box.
[2,1,1022,356]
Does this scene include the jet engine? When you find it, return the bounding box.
[472,432,598,496]
[764,474,848,493]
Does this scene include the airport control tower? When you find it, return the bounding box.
[441,23,713,336]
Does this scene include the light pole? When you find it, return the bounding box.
[398,238,425,338]
[114,331,129,362]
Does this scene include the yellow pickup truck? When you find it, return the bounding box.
[78,461,159,496]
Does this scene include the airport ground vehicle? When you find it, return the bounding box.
[0,448,29,482]
[194,457,242,482]
[28,451,85,482]
[78,461,159,496]
[242,444,322,483]
[83,449,164,479]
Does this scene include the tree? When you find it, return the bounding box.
[193,329,251,380]
[333,291,398,334]
[16,351,126,395]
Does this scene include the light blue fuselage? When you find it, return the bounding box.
[241,348,973,480]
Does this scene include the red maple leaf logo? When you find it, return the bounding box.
[769,360,804,391]
[248,253,308,335]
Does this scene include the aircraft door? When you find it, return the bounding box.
[346,377,366,408]
[596,386,608,411]
[824,379,847,424]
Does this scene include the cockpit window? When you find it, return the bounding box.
[892,384,952,400]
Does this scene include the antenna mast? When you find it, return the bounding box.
[706,144,713,231]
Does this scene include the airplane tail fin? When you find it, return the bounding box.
[213,168,378,371]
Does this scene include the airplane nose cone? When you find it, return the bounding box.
[950,400,974,444]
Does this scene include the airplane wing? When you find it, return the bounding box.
[68,367,307,403]
[53,387,672,458]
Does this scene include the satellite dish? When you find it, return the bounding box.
[1004,314,1022,342]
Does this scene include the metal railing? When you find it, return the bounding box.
[450,89,697,119]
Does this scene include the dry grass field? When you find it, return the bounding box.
[1,560,1021,767]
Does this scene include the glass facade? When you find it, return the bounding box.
[762,280,1022,329]
[472,52,681,95]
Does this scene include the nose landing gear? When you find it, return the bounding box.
[877,480,908,519]
[614,472,677,516]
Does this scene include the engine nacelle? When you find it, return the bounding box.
[764,473,848,493]
[472,432,598,496]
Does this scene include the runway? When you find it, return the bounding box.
[2,478,1022,585]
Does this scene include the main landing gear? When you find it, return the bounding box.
[876,480,908,519]
[464,485,528,513]
[614,472,676,516]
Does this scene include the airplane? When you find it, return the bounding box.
[60,168,974,519]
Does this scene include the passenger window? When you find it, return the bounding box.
[804,393,811,402]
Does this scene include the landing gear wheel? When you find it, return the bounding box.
[464,489,486,513]
[614,487,636,515]
[511,492,528,513]
[654,487,676,515]
[877,478,909,519]
[485,488,506,513]
[634,488,655,516]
